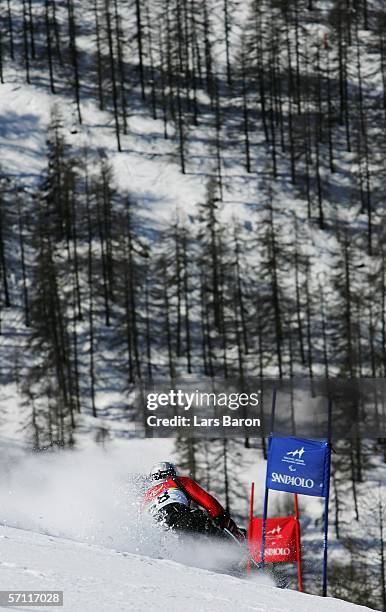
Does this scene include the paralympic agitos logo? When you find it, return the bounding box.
[271,445,315,489]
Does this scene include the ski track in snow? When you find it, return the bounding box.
[0,524,376,612]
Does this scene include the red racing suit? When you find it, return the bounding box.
[143,476,224,518]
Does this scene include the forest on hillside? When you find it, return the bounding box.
[0,1,385,607]
[0,0,384,436]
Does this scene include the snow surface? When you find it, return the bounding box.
[0,524,375,612]
[0,76,207,229]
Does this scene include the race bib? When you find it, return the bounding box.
[144,481,189,514]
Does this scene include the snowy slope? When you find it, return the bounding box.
[0,76,207,226]
[0,524,376,612]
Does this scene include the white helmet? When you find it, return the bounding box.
[149,462,178,482]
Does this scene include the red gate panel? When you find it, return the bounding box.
[248,516,298,563]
